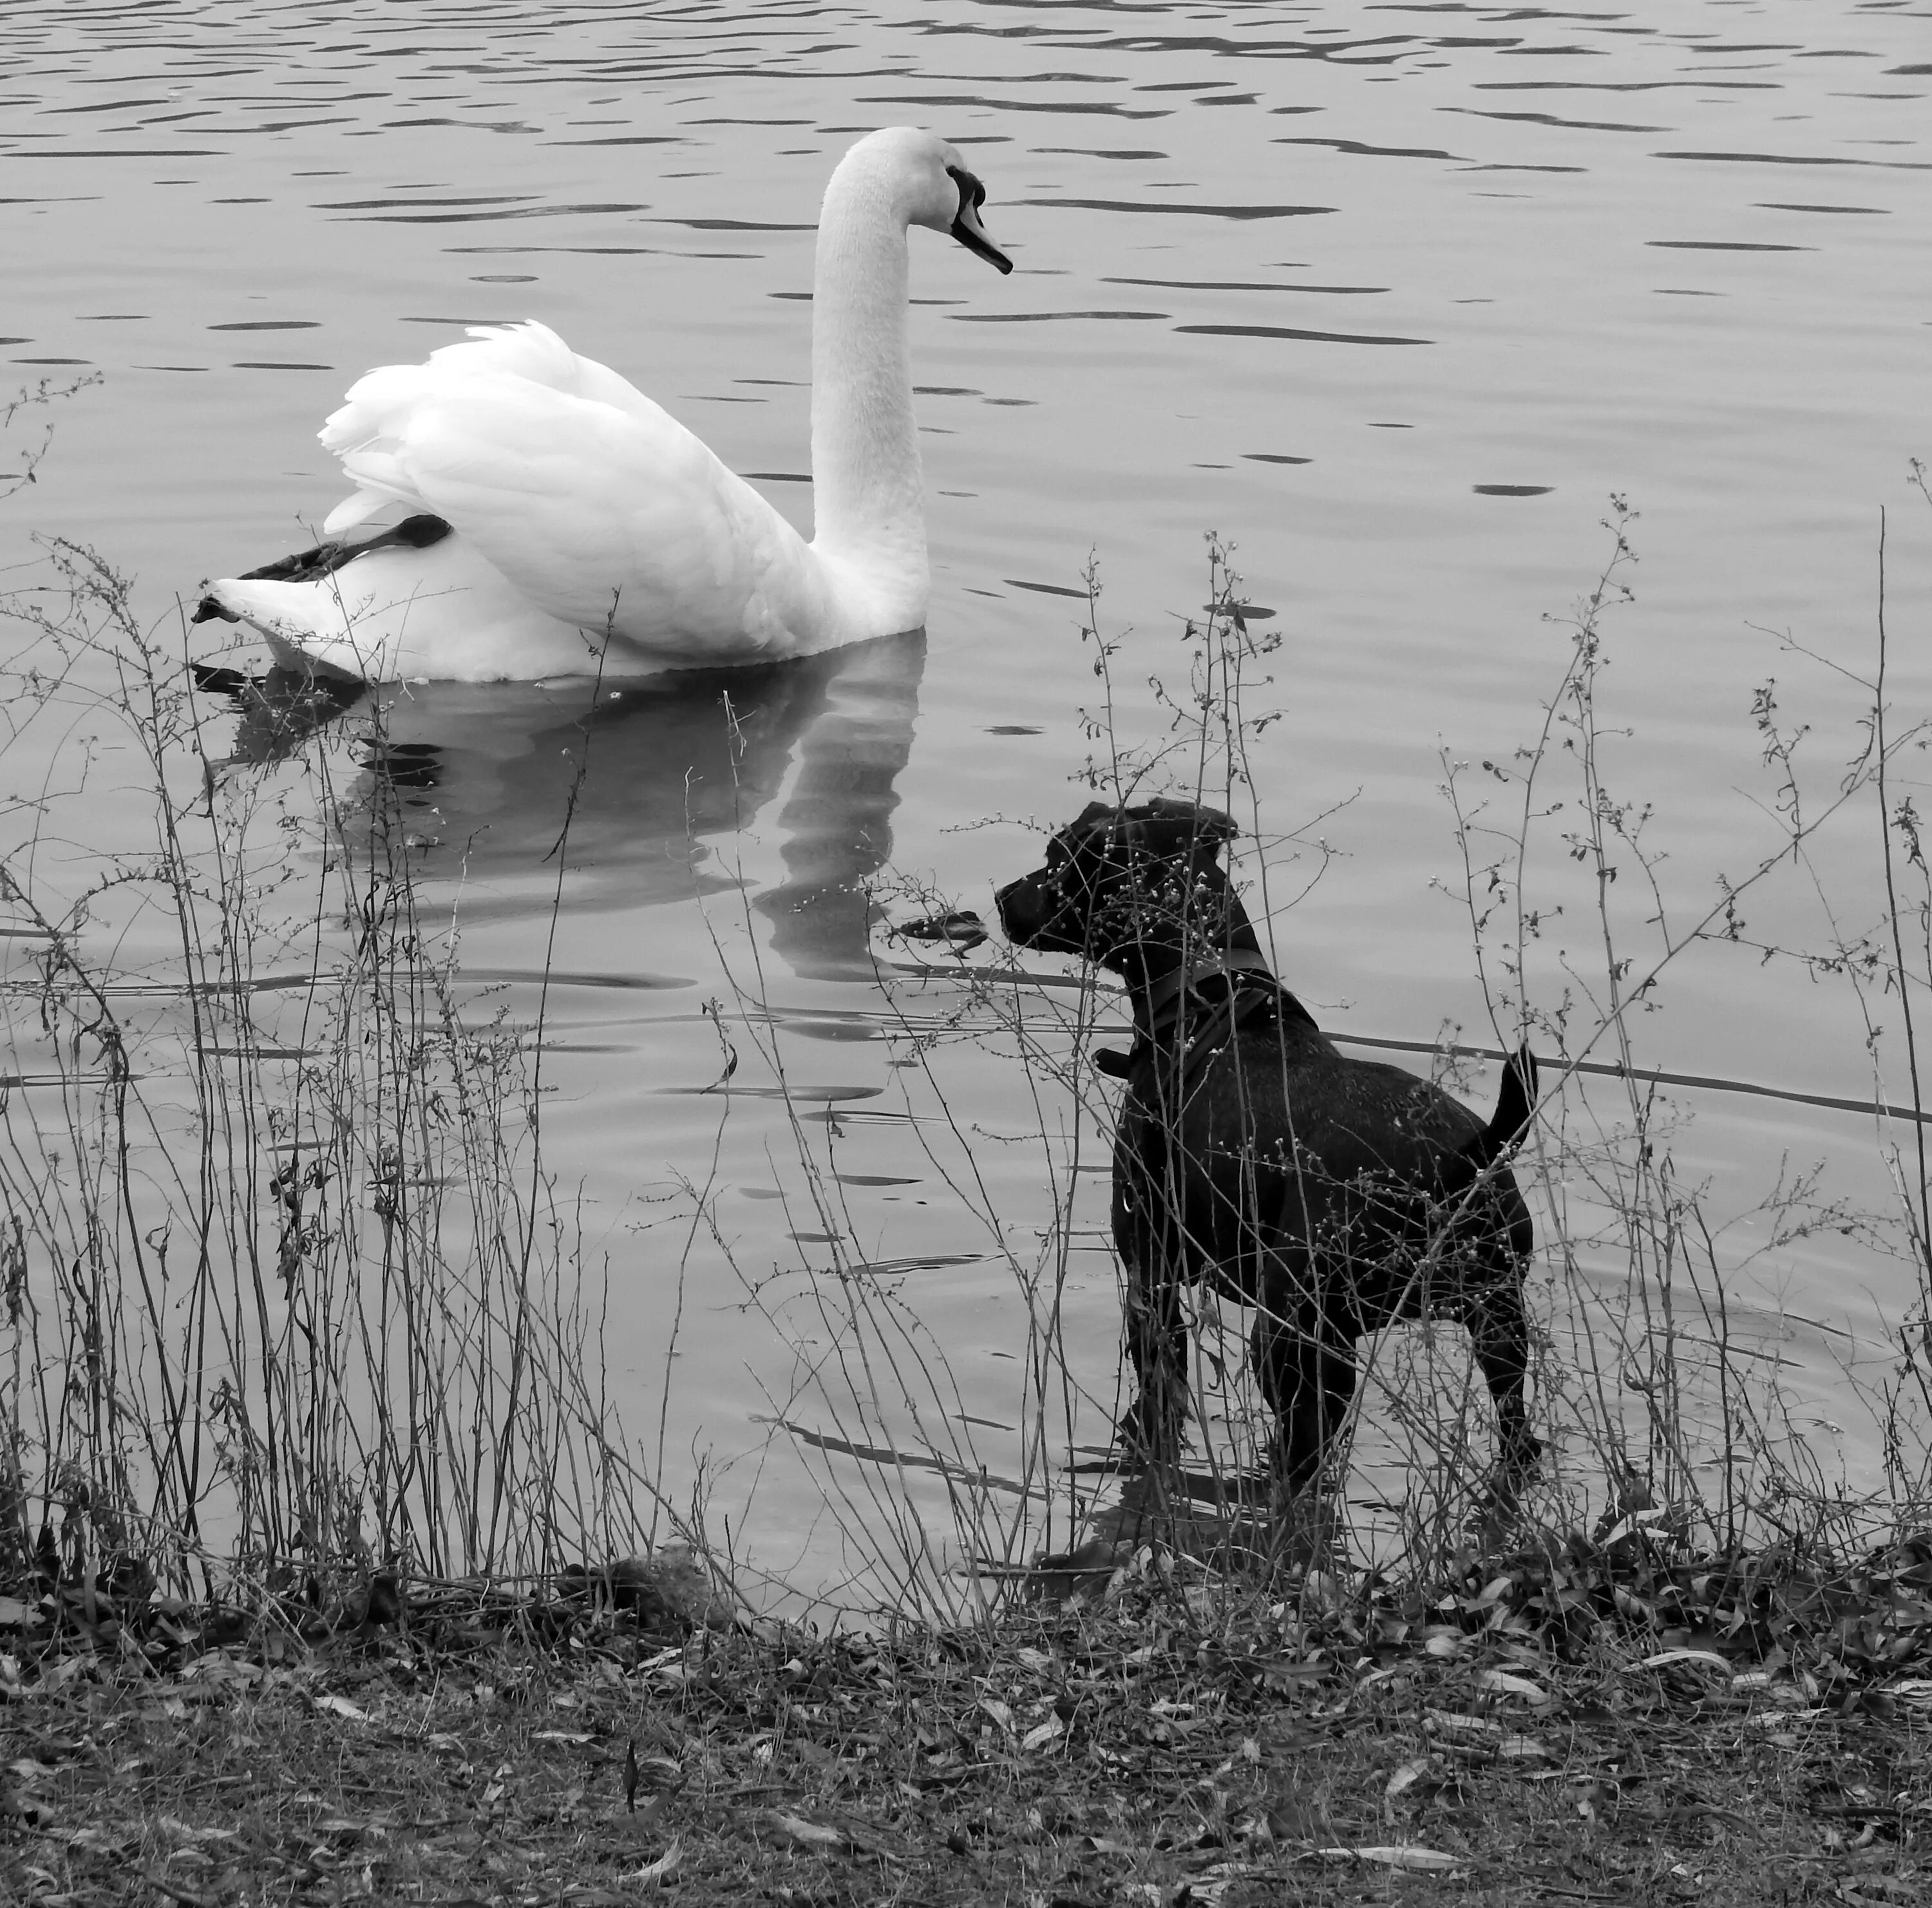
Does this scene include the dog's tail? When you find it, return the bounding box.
[1469,1043,1537,1169]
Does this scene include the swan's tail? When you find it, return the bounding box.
[194,517,626,685]
[194,511,454,607]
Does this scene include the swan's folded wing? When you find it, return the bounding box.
[318,323,674,534]
[332,373,831,654]
[325,323,657,440]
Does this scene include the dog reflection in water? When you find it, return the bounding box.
[996,797,1540,1509]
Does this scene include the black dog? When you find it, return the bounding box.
[996,797,1540,1497]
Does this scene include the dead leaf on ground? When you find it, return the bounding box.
[1640,1648,1733,1675]
[616,1840,681,1887]
[309,1693,369,1723]
[1387,1757,1434,1798]
[1426,1708,1501,1738]
[1315,1844,1465,1873]
[1499,1735,1550,1760]
[1477,1668,1551,1705]
[757,1808,906,1860]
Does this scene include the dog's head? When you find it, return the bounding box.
[996,797,1240,967]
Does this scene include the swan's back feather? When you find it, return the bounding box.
[316,321,857,656]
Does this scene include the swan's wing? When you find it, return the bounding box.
[373,384,826,651]
[319,323,837,656]
[321,323,663,529]
[204,531,672,684]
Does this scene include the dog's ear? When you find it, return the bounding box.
[1191,804,1238,848]
[1070,801,1115,832]
[1136,797,1238,856]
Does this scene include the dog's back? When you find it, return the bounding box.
[1116,998,1532,1325]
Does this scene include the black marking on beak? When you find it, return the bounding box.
[946,164,1013,275]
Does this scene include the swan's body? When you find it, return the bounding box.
[196,128,1011,683]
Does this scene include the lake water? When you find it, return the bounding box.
[4,0,1931,1610]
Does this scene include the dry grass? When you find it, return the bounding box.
[5,1551,1929,1907]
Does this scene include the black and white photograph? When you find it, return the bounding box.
[2,0,1929,1897]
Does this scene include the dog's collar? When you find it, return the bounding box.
[1137,946,1278,1036]
[1094,949,1309,1081]
[1092,947,1289,1081]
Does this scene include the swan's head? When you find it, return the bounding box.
[837,127,1014,276]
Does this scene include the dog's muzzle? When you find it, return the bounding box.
[994,873,1052,947]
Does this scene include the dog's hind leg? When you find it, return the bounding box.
[1466,1290,1542,1482]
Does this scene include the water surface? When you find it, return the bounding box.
[4,0,1930,1603]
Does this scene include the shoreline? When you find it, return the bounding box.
[6,1531,1930,1904]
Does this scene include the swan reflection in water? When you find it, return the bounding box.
[216,629,925,983]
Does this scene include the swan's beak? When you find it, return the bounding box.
[946,165,1013,275]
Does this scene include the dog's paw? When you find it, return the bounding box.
[1499,1428,1544,1478]
[1110,1413,1188,1478]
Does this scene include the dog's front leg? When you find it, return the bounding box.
[1112,1155,1192,1469]
[1253,1274,1357,1498]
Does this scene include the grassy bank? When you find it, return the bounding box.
[6,1538,1931,1905]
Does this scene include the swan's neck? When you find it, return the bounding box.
[809,159,925,609]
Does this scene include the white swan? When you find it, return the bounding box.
[194,128,1012,684]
